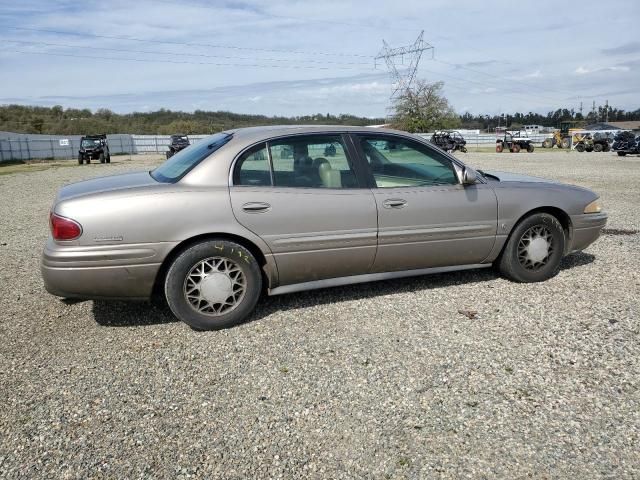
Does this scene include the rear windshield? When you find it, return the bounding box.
[151,133,231,183]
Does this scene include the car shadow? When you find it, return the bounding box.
[91,252,595,328]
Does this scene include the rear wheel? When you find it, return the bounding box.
[498,213,565,283]
[575,143,585,152]
[99,153,105,163]
[164,240,262,330]
[512,144,521,153]
[496,143,504,153]
[594,143,603,152]
[618,151,627,156]
[527,143,534,153]
[561,137,571,149]
[78,154,83,165]
[542,138,553,148]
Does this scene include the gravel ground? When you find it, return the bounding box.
[1,151,638,479]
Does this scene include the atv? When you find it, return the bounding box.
[496,129,534,153]
[430,131,467,153]
[166,134,190,159]
[78,134,110,164]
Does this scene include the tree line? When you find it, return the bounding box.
[2,93,639,135]
[0,105,386,135]
[392,81,640,133]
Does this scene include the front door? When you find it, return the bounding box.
[352,134,498,273]
[230,134,377,286]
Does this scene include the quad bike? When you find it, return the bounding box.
[430,131,468,153]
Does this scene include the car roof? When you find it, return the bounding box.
[222,125,408,144]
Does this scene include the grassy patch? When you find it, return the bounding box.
[0,161,78,176]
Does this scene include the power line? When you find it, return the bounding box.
[1,39,372,66]
[432,58,579,100]
[3,48,374,71]
[5,26,371,59]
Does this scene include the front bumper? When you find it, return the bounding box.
[569,212,608,252]
[41,239,177,299]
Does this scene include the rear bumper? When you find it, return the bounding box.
[41,239,176,299]
[569,212,608,252]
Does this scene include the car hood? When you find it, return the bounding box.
[56,171,158,203]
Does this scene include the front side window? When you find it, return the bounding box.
[151,133,231,183]
[233,143,271,186]
[268,135,358,188]
[359,136,458,188]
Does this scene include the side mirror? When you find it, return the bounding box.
[462,167,477,185]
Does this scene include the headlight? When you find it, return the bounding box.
[584,199,602,214]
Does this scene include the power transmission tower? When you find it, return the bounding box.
[375,31,434,102]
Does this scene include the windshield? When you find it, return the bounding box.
[151,133,231,183]
[81,139,101,147]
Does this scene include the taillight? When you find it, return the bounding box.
[50,212,82,240]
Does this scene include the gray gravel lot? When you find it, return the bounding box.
[1,151,639,479]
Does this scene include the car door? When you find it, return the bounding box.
[352,133,498,273]
[229,134,378,286]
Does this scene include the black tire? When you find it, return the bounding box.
[106,155,111,163]
[164,240,262,330]
[86,158,91,164]
[575,143,585,153]
[542,138,553,148]
[166,151,172,159]
[78,154,83,165]
[593,143,603,153]
[460,146,467,153]
[496,142,504,153]
[497,213,565,283]
[561,137,571,149]
[527,143,534,153]
[512,144,521,153]
[618,152,626,156]
[99,153,105,164]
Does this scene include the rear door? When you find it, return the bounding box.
[229,134,378,286]
[352,133,498,273]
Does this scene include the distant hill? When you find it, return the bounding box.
[0,104,387,135]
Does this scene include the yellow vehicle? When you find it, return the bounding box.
[542,121,584,149]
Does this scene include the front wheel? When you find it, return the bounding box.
[497,213,565,283]
[618,151,626,156]
[575,143,585,152]
[78,154,83,165]
[511,144,521,153]
[542,138,553,148]
[496,143,504,153]
[164,240,262,330]
[527,144,534,153]
[593,143,603,153]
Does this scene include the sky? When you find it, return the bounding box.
[0,0,639,118]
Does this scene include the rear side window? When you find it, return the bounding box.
[233,144,271,186]
[268,135,358,188]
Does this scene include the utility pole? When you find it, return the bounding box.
[605,99,609,123]
[579,101,583,117]
[375,31,434,105]
[592,100,596,121]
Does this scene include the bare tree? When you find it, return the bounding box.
[393,80,460,133]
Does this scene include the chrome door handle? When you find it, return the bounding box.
[383,199,407,209]
[242,202,271,213]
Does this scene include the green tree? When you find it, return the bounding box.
[392,80,460,133]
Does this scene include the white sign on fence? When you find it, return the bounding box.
[59,139,70,146]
